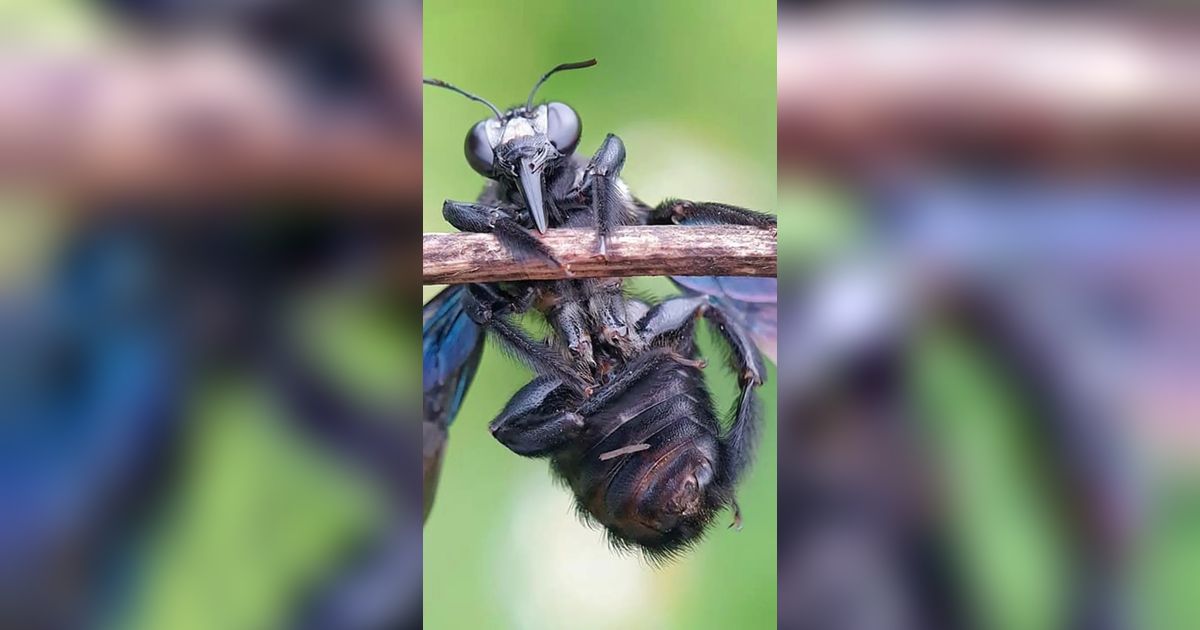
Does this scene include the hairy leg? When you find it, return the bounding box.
[463,284,589,393]
[443,199,561,267]
[649,199,776,229]
[583,134,629,255]
[489,376,583,457]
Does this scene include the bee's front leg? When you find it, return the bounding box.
[582,133,628,256]
[442,200,564,269]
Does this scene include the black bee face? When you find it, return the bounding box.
[426,59,593,233]
[464,102,582,233]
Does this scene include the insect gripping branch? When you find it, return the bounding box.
[422,224,777,284]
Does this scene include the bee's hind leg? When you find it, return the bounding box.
[489,376,584,457]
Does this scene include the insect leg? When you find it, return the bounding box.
[637,295,707,347]
[576,347,678,417]
[587,277,640,355]
[463,284,589,393]
[546,282,596,368]
[697,302,767,387]
[649,199,777,229]
[442,200,561,267]
[489,376,583,457]
[584,133,628,255]
[637,295,766,484]
[494,348,681,455]
[469,281,537,315]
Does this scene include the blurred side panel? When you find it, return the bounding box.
[0,1,423,629]
[778,7,1199,630]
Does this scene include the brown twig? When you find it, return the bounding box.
[423,225,777,285]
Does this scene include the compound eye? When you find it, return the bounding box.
[545,102,581,155]
[464,120,496,176]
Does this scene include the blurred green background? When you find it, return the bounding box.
[2,3,420,629]
[422,1,777,629]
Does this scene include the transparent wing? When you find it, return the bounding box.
[672,276,777,364]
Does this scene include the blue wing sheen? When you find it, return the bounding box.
[422,285,485,428]
[672,276,778,364]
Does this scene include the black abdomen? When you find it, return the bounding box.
[550,360,723,544]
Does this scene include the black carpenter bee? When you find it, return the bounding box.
[422,59,776,559]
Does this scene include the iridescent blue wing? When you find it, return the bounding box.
[0,225,181,626]
[422,285,485,429]
[672,276,777,364]
[422,284,486,521]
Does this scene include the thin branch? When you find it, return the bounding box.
[423,225,776,285]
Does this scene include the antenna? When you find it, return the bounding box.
[423,78,503,121]
[525,59,597,112]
